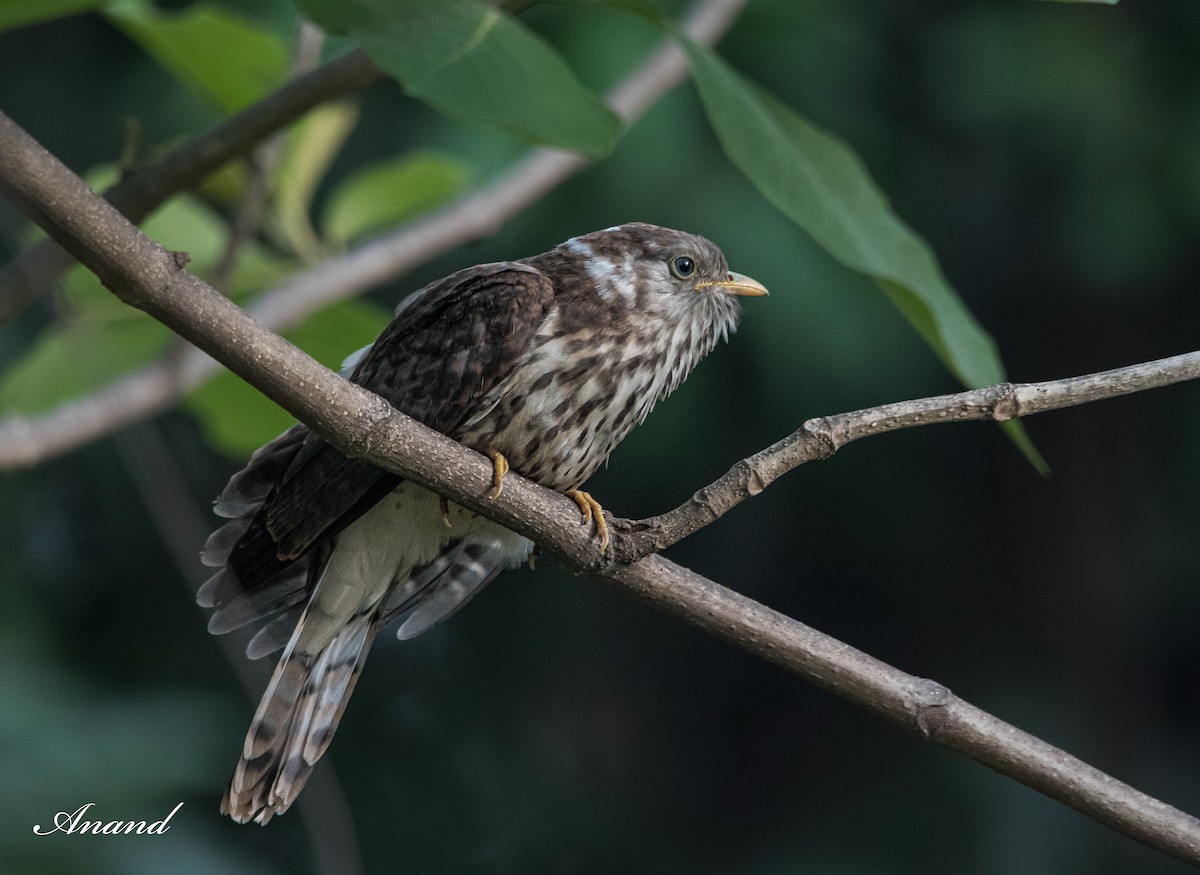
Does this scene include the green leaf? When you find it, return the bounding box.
[272,101,360,258]
[77,163,232,276]
[140,190,232,274]
[322,151,471,245]
[182,368,295,460]
[0,269,173,415]
[0,188,290,417]
[105,1,289,114]
[184,299,392,457]
[683,42,997,388]
[682,41,1046,473]
[0,0,104,32]
[296,0,620,157]
[0,188,229,414]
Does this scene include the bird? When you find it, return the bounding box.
[197,222,767,824]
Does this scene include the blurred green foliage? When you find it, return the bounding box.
[321,151,472,246]
[105,0,290,113]
[184,299,390,456]
[1,0,1199,873]
[298,0,622,156]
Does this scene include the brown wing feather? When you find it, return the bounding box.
[354,261,555,430]
[204,262,555,630]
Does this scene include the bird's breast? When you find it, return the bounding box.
[456,314,716,491]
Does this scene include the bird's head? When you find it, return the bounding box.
[561,222,766,340]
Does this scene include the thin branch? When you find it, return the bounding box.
[210,23,327,294]
[0,0,750,470]
[0,49,381,325]
[613,353,1200,562]
[208,147,278,294]
[2,108,1200,867]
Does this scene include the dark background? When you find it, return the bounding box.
[2,0,1199,872]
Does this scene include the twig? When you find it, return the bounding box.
[2,106,1199,867]
[0,49,381,325]
[0,0,750,470]
[612,354,1200,562]
[209,23,326,294]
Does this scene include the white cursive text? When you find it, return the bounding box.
[33,802,183,836]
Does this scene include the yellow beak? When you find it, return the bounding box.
[697,271,769,297]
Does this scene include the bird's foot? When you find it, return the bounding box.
[566,489,609,550]
[487,450,509,500]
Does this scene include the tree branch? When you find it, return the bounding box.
[0,0,750,469]
[0,48,382,326]
[613,354,1200,562]
[209,22,327,295]
[3,107,1200,866]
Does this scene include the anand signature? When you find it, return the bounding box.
[33,802,183,836]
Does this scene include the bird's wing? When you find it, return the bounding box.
[238,536,523,660]
[199,261,555,635]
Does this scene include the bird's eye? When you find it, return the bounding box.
[669,255,696,279]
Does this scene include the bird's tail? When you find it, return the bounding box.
[221,600,383,825]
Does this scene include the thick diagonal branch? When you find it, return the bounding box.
[2,110,1200,867]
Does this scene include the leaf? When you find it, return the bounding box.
[184,299,392,457]
[272,101,360,259]
[683,43,995,387]
[104,1,289,114]
[322,151,471,245]
[0,0,104,32]
[182,368,295,460]
[140,189,232,274]
[678,41,1046,471]
[1034,0,1116,4]
[296,0,620,157]
[0,190,229,414]
[0,271,174,415]
[0,190,285,416]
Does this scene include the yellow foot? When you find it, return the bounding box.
[439,494,453,528]
[566,489,609,550]
[487,450,509,500]
[527,544,541,571]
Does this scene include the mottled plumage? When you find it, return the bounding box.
[199,222,766,824]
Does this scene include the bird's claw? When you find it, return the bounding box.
[566,489,608,550]
[487,450,509,500]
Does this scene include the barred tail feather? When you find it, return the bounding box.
[222,604,382,825]
[382,539,516,640]
[205,477,532,823]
